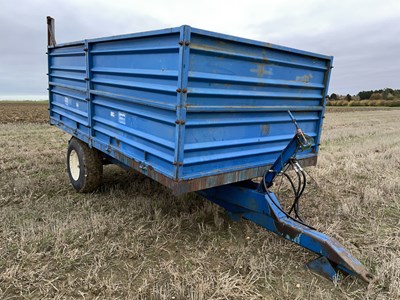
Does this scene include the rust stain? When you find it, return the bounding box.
[296,73,313,83]
[191,40,253,57]
[250,63,272,77]
[273,216,305,240]
[260,124,270,136]
[190,41,226,53]
[261,49,268,62]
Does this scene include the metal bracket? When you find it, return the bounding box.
[178,40,190,46]
[47,16,56,47]
[139,162,148,171]
[175,120,186,125]
[306,256,340,282]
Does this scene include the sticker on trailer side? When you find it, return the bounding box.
[118,112,126,125]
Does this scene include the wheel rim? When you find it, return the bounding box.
[69,149,80,181]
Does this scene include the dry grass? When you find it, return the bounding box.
[0,109,399,299]
[327,100,400,107]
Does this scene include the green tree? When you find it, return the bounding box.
[330,93,338,100]
[346,94,352,101]
[369,93,382,100]
[386,93,395,100]
[358,90,373,100]
[383,88,395,100]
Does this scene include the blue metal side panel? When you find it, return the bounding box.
[88,32,181,178]
[48,43,89,136]
[48,25,332,194]
[182,30,332,179]
[315,57,334,153]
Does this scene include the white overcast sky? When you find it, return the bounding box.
[0,0,399,99]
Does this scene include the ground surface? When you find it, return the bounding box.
[0,101,48,123]
[0,102,399,299]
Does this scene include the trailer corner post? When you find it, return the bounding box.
[47,16,56,47]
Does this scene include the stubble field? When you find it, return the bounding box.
[0,102,399,299]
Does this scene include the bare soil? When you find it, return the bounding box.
[326,106,400,113]
[0,101,48,123]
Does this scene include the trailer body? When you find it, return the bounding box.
[47,21,375,283]
[48,26,332,195]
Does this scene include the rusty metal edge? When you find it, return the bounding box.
[103,142,317,196]
[51,121,318,196]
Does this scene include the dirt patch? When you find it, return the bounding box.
[0,101,48,123]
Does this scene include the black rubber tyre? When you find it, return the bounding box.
[67,137,103,193]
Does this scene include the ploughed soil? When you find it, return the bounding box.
[1,101,397,125]
[0,101,48,124]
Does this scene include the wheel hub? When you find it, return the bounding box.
[69,149,80,181]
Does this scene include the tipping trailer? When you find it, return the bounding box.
[46,17,373,282]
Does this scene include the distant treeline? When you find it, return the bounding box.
[329,88,400,101]
[327,88,400,107]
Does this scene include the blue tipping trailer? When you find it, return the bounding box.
[46,17,373,283]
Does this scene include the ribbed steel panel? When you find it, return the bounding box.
[48,25,333,195]
[182,28,330,179]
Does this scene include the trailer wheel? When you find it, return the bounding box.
[67,137,103,193]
